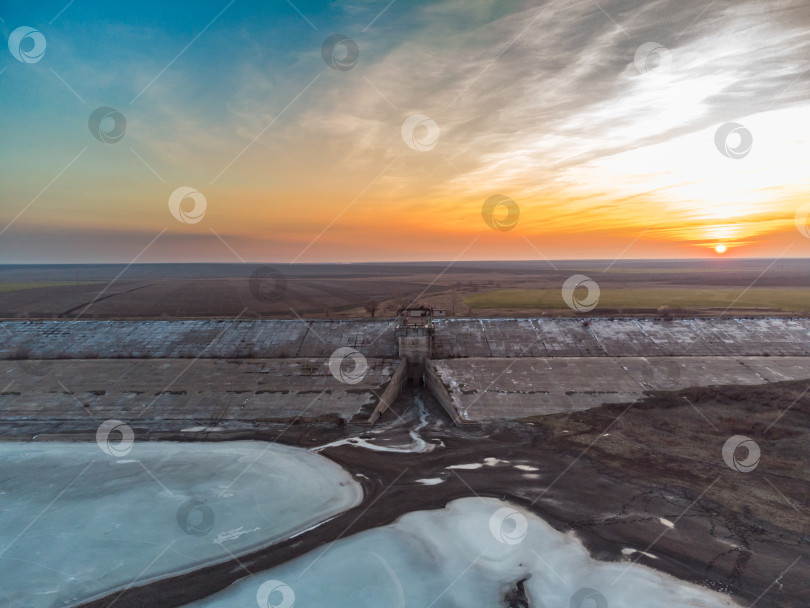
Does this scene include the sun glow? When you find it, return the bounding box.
[715,244,727,254]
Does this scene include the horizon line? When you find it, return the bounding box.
[1,256,809,266]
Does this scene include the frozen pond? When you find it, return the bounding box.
[0,441,362,608]
[185,497,736,608]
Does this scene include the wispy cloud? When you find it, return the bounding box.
[1,0,809,261]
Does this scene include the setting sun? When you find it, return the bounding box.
[715,245,727,254]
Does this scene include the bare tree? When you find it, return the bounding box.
[364,299,380,318]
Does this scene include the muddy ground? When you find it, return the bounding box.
[4,379,808,608]
[4,260,810,320]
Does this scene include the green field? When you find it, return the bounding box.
[0,282,97,293]
[561,267,751,275]
[464,287,810,313]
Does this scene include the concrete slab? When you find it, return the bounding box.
[431,318,810,358]
[0,358,397,422]
[432,356,810,422]
[2,318,809,360]
[0,320,398,360]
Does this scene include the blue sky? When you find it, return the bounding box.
[2,0,809,263]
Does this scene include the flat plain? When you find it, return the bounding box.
[2,259,810,319]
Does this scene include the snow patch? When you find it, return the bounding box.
[187,497,734,608]
[622,547,659,559]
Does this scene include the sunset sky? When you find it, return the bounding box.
[2,0,809,263]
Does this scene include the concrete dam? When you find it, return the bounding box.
[2,315,810,427]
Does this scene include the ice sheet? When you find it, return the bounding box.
[184,497,736,608]
[0,441,362,608]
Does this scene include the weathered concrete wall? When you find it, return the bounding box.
[432,356,810,422]
[397,335,432,382]
[367,358,408,424]
[0,319,397,360]
[432,318,810,358]
[397,335,431,361]
[3,318,809,427]
[3,318,807,360]
[0,358,398,423]
[424,359,465,425]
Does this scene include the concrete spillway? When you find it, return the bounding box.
[2,317,810,360]
[1,318,809,426]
